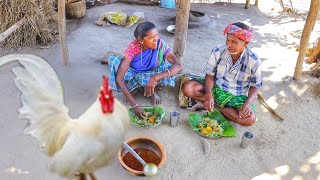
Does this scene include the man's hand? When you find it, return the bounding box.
[134,105,146,119]
[238,102,252,119]
[144,76,158,97]
[203,93,214,112]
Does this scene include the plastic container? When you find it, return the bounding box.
[160,0,175,8]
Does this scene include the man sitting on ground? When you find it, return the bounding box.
[182,22,262,126]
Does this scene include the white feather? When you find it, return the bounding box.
[0,54,129,177]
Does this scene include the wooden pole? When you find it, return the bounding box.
[245,0,250,9]
[0,17,27,43]
[279,0,285,9]
[58,0,69,65]
[173,0,190,65]
[255,0,259,6]
[293,0,320,80]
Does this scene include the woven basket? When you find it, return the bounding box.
[66,0,86,19]
[66,0,79,4]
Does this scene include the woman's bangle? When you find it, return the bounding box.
[165,69,171,77]
[151,76,158,82]
[132,104,139,108]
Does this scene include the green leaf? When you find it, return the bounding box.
[188,113,203,129]
[129,106,165,128]
[188,109,237,137]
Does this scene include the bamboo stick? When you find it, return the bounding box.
[58,0,69,65]
[257,93,284,121]
[0,17,27,43]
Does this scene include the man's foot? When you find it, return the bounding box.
[215,106,256,126]
[190,100,205,111]
[151,91,161,106]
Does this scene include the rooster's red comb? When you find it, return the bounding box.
[99,76,114,113]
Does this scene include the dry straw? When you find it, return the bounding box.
[0,0,58,49]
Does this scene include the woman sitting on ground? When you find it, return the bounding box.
[108,21,183,118]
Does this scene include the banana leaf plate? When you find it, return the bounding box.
[188,110,237,139]
[129,106,165,128]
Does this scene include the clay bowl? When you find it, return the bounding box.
[118,135,166,176]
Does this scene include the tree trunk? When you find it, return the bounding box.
[279,0,285,9]
[173,0,190,65]
[245,0,250,9]
[58,0,69,65]
[255,0,258,6]
[293,0,320,79]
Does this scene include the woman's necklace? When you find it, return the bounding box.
[140,48,153,68]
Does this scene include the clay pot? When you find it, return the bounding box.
[118,135,166,176]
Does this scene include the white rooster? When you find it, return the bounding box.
[0,54,130,180]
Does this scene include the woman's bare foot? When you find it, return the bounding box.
[151,91,161,106]
[122,89,139,105]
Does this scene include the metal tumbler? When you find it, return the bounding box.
[170,111,180,127]
[240,131,253,149]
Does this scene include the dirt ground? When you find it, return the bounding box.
[1,1,320,180]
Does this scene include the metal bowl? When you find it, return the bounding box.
[118,135,167,176]
[166,25,175,34]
